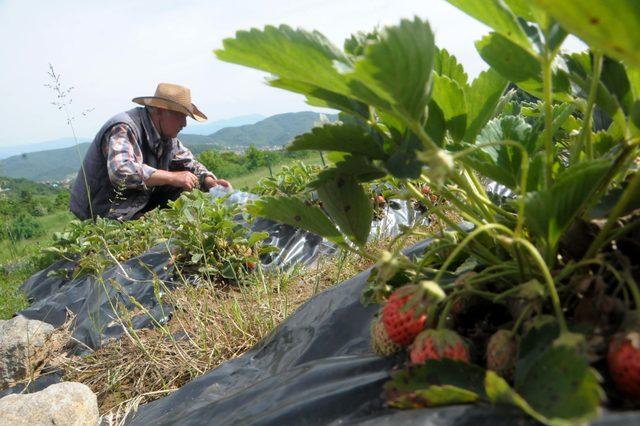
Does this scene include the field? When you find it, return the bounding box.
[0,153,324,320]
[3,3,640,422]
[229,152,324,189]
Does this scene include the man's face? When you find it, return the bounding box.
[158,109,187,139]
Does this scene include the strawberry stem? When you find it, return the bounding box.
[437,299,453,329]
[514,237,569,334]
[434,223,515,283]
[511,304,533,334]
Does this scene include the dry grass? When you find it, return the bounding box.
[49,215,453,422]
[60,249,377,419]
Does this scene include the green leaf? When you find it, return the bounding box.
[463,116,533,190]
[484,372,550,425]
[431,75,467,142]
[316,172,372,246]
[246,196,346,247]
[464,69,509,142]
[476,32,540,83]
[564,52,627,130]
[434,48,468,87]
[515,320,560,389]
[343,29,380,57]
[216,25,351,96]
[288,123,386,159]
[270,77,370,119]
[502,0,541,23]
[425,100,447,147]
[600,56,633,113]
[247,231,269,247]
[627,65,640,100]
[516,345,603,425]
[546,21,569,54]
[476,33,572,101]
[315,155,386,183]
[445,0,533,53]
[347,17,435,124]
[524,159,612,250]
[533,0,640,69]
[385,359,487,408]
[384,131,425,179]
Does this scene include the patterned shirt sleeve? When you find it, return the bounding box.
[171,140,216,188]
[102,124,156,190]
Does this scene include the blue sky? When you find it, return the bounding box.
[0,0,584,147]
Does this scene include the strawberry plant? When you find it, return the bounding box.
[252,161,322,198]
[43,190,269,282]
[216,0,640,423]
[161,190,269,280]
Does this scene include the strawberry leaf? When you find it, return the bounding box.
[463,69,508,143]
[287,123,386,160]
[534,0,640,69]
[385,359,487,408]
[315,171,372,247]
[433,48,469,87]
[515,345,603,425]
[431,74,467,142]
[445,0,533,53]
[246,196,346,248]
[524,158,612,250]
[347,17,435,125]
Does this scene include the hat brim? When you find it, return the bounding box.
[132,96,207,122]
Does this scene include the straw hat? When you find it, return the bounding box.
[132,83,207,122]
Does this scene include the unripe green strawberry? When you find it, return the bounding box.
[370,316,401,356]
[608,330,640,400]
[410,329,470,364]
[486,329,518,380]
[382,282,443,346]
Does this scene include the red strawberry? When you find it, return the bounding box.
[370,316,401,356]
[410,329,470,364]
[421,185,431,195]
[382,282,443,346]
[486,329,518,380]
[608,330,640,400]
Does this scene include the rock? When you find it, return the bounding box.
[0,315,54,388]
[0,382,98,426]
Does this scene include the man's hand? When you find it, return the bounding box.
[204,176,233,191]
[172,171,199,190]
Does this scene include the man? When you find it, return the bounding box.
[70,83,231,221]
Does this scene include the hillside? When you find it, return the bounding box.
[183,114,265,135]
[0,111,337,181]
[210,111,337,148]
[0,137,90,160]
[0,144,90,181]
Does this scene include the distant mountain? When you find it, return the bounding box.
[183,114,265,135]
[0,144,90,181]
[210,111,337,148]
[0,137,90,160]
[0,113,266,159]
[0,111,337,182]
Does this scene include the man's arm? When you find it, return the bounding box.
[104,124,200,191]
[146,169,199,190]
[172,140,232,190]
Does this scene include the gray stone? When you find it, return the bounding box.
[0,382,99,426]
[0,315,54,388]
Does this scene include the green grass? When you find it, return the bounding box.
[229,153,325,190]
[0,154,324,319]
[0,210,73,264]
[0,210,73,319]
